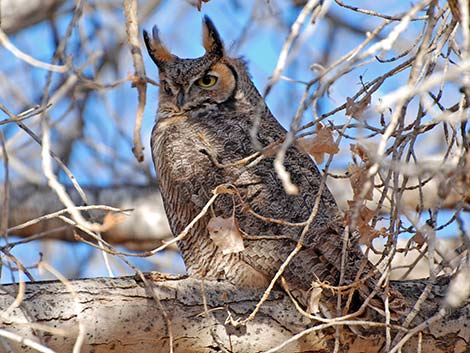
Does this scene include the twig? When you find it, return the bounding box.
[7,205,127,233]
[150,186,223,254]
[264,0,321,96]
[389,308,447,353]
[0,28,69,73]
[263,318,407,353]
[241,114,352,326]
[0,131,10,243]
[0,329,57,353]
[40,120,99,232]
[123,0,147,162]
[334,0,429,21]
[0,104,51,126]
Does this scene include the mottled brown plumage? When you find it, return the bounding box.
[144,17,405,318]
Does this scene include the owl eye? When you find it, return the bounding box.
[195,74,218,88]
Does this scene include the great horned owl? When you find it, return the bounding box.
[144,16,405,317]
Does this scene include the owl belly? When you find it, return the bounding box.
[151,119,270,287]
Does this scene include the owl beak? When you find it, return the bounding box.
[177,90,185,107]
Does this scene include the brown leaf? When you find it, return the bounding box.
[207,216,245,254]
[347,335,383,353]
[213,185,235,195]
[347,201,379,245]
[102,212,126,232]
[348,164,373,201]
[350,143,370,163]
[196,0,210,11]
[219,291,229,302]
[412,231,426,247]
[345,95,371,118]
[298,123,339,163]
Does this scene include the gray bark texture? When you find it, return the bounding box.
[0,275,468,353]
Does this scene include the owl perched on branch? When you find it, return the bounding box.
[143,16,405,318]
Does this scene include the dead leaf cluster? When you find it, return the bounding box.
[348,144,374,202]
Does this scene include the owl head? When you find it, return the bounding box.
[144,16,258,118]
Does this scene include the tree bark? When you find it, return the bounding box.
[0,0,66,34]
[4,184,172,250]
[0,275,468,353]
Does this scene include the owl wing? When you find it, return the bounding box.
[197,110,406,316]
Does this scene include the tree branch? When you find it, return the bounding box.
[0,0,66,35]
[0,275,468,352]
[4,176,466,251]
[3,184,172,250]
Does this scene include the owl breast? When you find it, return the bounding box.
[151,114,215,231]
[153,116,209,186]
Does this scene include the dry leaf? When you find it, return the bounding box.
[345,95,371,118]
[350,143,370,163]
[307,282,323,314]
[347,335,383,353]
[347,201,379,245]
[348,164,373,201]
[412,231,426,247]
[218,291,229,302]
[207,216,245,254]
[213,185,235,195]
[299,123,339,163]
[454,340,469,353]
[101,212,126,232]
[196,0,210,11]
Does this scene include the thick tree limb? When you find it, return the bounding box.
[3,179,466,251]
[4,184,172,250]
[0,275,468,352]
[0,0,66,34]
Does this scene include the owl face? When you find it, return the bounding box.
[144,17,237,118]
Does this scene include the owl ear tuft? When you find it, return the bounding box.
[202,16,225,59]
[143,26,176,68]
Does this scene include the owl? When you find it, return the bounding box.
[143,16,405,318]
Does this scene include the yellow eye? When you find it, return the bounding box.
[195,75,218,88]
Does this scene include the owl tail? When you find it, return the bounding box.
[354,261,409,320]
[329,246,409,321]
[288,229,409,320]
